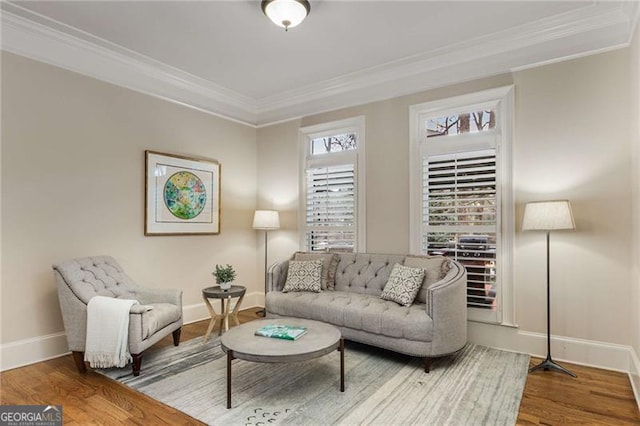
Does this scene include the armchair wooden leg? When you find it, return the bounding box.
[423,357,432,373]
[132,353,142,376]
[72,351,87,374]
[172,328,182,346]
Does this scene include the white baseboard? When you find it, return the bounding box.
[182,291,264,324]
[0,291,266,372]
[468,321,634,372]
[0,332,69,372]
[630,348,640,413]
[1,309,636,382]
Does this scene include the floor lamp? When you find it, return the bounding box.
[253,210,280,317]
[522,200,577,377]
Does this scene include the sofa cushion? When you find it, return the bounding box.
[266,290,433,342]
[404,255,451,304]
[141,303,182,340]
[333,253,407,296]
[381,263,425,307]
[283,259,323,293]
[294,252,339,290]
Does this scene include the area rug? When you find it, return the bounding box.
[98,336,529,425]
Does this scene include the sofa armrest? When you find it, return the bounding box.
[426,261,467,356]
[268,260,289,292]
[135,288,182,307]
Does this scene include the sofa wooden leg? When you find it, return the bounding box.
[172,327,182,346]
[423,357,432,373]
[72,351,87,374]
[132,353,142,376]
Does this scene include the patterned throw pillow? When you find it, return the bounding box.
[293,252,340,290]
[283,259,323,293]
[381,263,425,307]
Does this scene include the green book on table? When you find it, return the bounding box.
[254,324,308,341]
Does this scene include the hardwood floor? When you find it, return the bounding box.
[2,307,638,425]
[518,358,640,425]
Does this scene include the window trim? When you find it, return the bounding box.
[299,116,366,252]
[409,86,515,326]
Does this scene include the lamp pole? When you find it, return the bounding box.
[260,230,268,317]
[252,210,279,317]
[528,231,576,377]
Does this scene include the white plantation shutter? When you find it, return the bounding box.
[305,164,356,252]
[422,149,499,310]
[410,87,514,325]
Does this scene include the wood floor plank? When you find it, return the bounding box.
[516,357,640,425]
[1,307,638,425]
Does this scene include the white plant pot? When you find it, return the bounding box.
[219,281,232,290]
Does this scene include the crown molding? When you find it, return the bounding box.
[254,2,637,125]
[1,1,637,127]
[0,3,259,126]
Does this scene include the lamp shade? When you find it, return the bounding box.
[261,0,310,30]
[522,200,575,231]
[252,210,280,230]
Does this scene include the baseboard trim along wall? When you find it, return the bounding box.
[182,291,264,324]
[468,321,633,373]
[0,309,637,400]
[630,348,640,413]
[0,331,69,372]
[0,291,264,372]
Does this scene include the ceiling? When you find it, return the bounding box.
[1,1,638,126]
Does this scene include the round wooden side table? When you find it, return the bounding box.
[201,285,246,343]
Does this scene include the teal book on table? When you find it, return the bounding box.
[254,324,308,341]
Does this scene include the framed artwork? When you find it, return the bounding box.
[145,150,221,235]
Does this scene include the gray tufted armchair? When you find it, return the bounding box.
[53,255,183,376]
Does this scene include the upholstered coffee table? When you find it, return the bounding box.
[220,318,344,409]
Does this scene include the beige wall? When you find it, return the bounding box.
[255,121,301,290]
[513,50,631,344]
[1,52,258,344]
[631,22,640,359]
[258,48,634,347]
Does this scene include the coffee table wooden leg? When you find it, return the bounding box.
[227,349,234,409]
[339,338,345,392]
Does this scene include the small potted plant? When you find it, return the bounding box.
[213,264,236,290]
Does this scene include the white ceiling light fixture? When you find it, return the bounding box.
[261,0,310,31]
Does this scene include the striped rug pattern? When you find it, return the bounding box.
[99,337,529,425]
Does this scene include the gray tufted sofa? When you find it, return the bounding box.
[266,253,467,372]
[53,255,183,376]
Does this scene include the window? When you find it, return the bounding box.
[410,87,514,325]
[300,117,366,253]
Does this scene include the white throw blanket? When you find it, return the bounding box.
[85,296,139,368]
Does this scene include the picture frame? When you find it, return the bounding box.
[145,150,221,235]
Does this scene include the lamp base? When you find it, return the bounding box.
[529,356,576,377]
